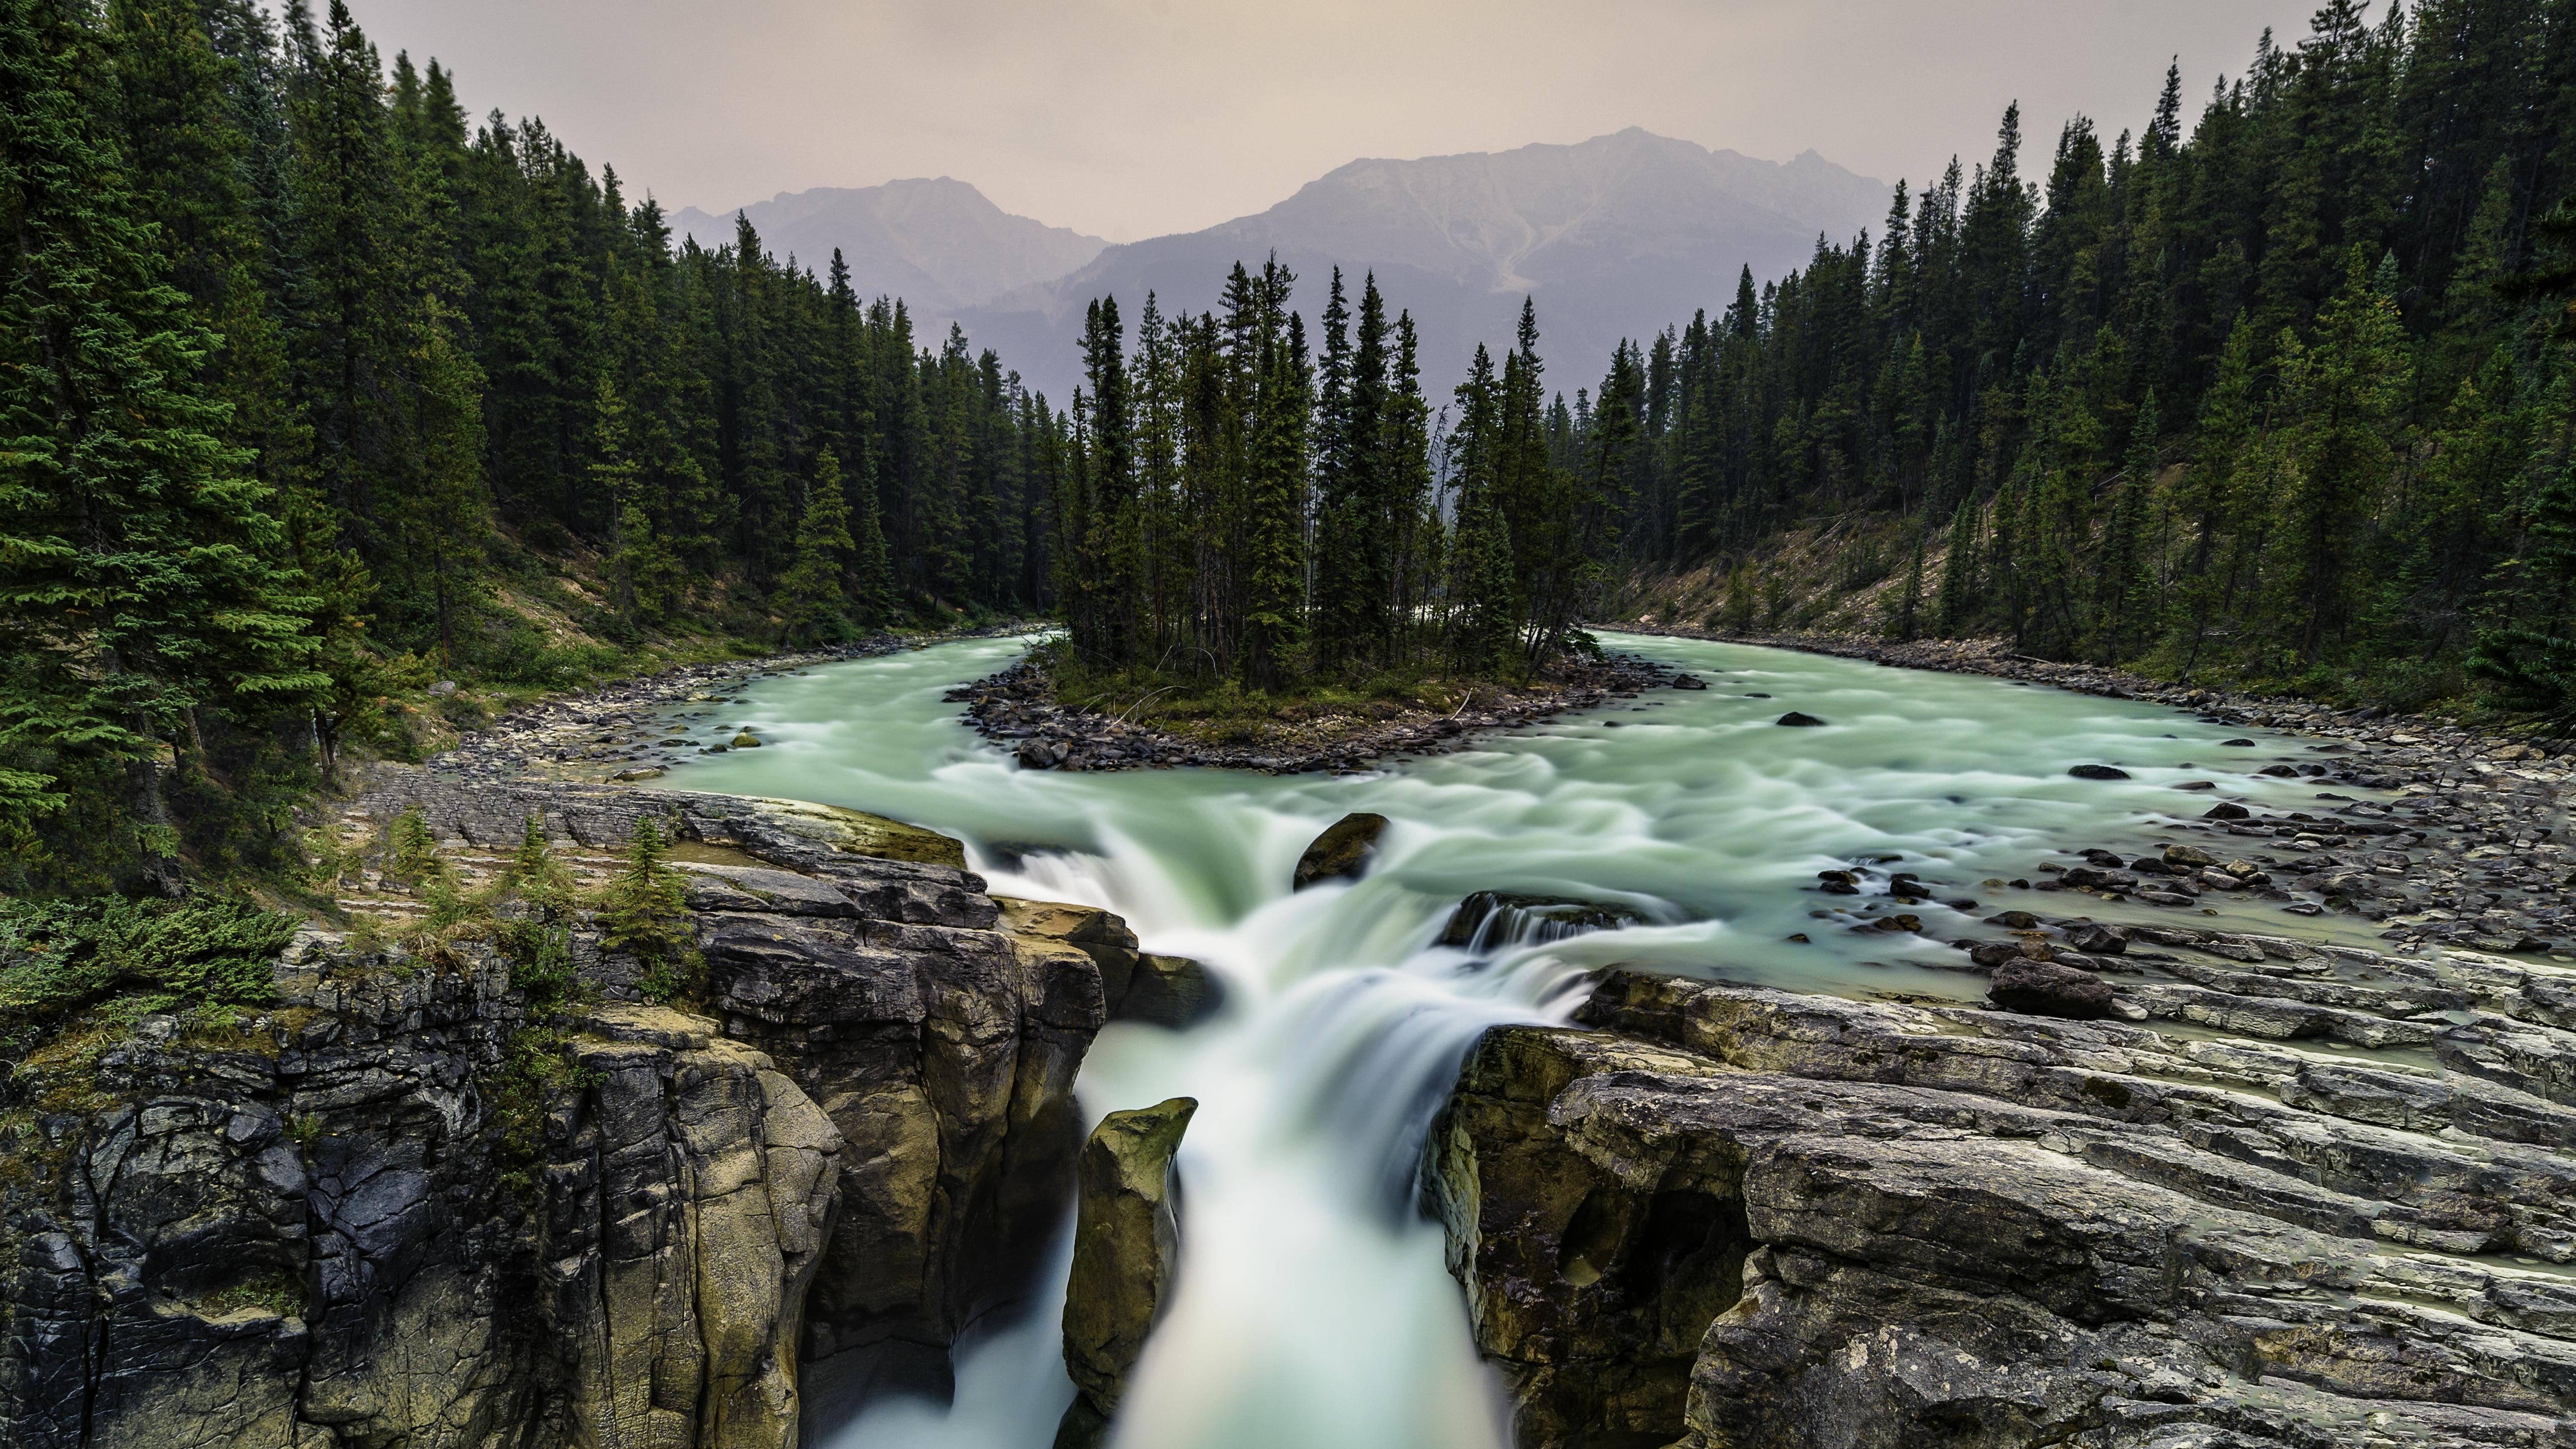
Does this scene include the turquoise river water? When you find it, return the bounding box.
[654,630,2368,1449]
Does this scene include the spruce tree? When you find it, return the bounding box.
[777,448,856,644]
[2271,250,2409,662]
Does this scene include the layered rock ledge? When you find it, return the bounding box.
[1,776,1185,1449]
[1430,963,2576,1449]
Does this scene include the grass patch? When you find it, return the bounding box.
[198,1269,306,1319]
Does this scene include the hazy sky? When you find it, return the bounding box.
[342,0,2325,244]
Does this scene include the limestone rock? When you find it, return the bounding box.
[1291,812,1389,890]
[3,779,1124,1449]
[1430,967,2576,1448]
[343,767,971,869]
[1056,1098,1197,1449]
[1121,953,1223,1029]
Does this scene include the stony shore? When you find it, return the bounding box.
[951,651,1682,774]
[1616,624,2576,961]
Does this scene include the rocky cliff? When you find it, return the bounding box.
[0,774,1176,1449]
[1431,961,2576,1448]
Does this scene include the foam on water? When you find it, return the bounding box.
[661,630,2371,1448]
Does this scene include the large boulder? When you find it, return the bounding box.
[1291,813,1389,891]
[994,897,1220,1029]
[1055,1098,1197,1449]
[1986,958,2117,1018]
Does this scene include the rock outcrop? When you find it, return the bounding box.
[0,776,1188,1449]
[1055,1097,1197,1449]
[1430,963,2576,1449]
[996,899,1223,1031]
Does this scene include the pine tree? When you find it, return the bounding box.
[1239,265,1309,689]
[2092,388,2161,661]
[596,817,697,1003]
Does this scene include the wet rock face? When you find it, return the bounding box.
[1,782,1139,1449]
[1292,812,1390,891]
[1430,967,2576,1449]
[1055,1097,1197,1449]
[1438,892,1649,951]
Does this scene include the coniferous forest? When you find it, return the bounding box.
[1597,0,2576,723]
[0,0,1065,891]
[1046,269,1631,690]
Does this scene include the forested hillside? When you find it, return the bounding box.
[1587,0,2576,716]
[0,0,1063,891]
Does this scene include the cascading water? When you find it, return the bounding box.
[658,630,2371,1448]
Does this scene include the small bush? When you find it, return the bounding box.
[594,820,701,1005]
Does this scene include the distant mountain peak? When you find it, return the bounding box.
[669,179,1105,316]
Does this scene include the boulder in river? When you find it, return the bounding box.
[2067,763,2131,779]
[1058,1097,1198,1449]
[1775,711,1826,726]
[1670,673,1709,690]
[2063,921,2128,954]
[2203,801,2251,820]
[1123,953,1224,1029]
[1292,812,1389,890]
[1988,957,2117,1018]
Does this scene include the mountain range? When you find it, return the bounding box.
[679,130,1892,403]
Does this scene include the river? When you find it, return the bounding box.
[654,629,2366,1449]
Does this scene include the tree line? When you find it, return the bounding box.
[1577,0,2576,711]
[0,0,1068,891]
[1049,265,1642,688]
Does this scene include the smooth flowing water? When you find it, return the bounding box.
[658,631,2369,1449]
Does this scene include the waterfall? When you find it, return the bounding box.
[656,630,2356,1449]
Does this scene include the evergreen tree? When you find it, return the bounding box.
[776,448,855,644]
[0,0,321,886]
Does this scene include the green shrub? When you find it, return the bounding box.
[0,895,298,1031]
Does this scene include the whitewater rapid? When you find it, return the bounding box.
[655,630,2361,1449]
